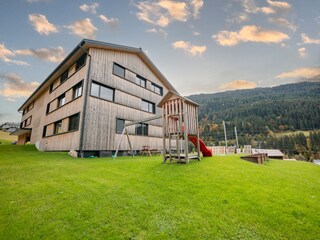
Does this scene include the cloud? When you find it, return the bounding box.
[172,41,206,56]
[220,80,257,90]
[0,43,29,66]
[0,73,39,101]
[190,0,204,19]
[298,48,307,58]
[212,25,289,46]
[80,3,99,14]
[268,18,296,31]
[300,33,320,44]
[28,13,58,36]
[276,68,320,80]
[14,46,66,63]
[267,0,291,9]
[146,28,168,38]
[192,31,200,36]
[242,0,275,15]
[99,14,119,25]
[65,18,97,39]
[136,0,189,27]
[27,0,47,2]
[227,13,249,24]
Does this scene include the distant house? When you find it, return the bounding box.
[252,149,284,160]
[1,122,19,132]
[13,39,178,157]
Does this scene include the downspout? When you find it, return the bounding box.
[78,44,92,158]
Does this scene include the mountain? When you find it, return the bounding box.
[187,82,320,144]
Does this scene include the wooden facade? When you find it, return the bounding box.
[16,39,177,157]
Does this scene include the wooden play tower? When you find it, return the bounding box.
[158,91,201,163]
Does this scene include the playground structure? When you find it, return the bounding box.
[158,91,212,163]
[114,91,212,163]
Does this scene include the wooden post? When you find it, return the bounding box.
[163,106,166,163]
[183,110,189,163]
[196,107,200,160]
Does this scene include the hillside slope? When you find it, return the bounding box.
[188,82,320,134]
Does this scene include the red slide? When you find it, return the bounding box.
[188,135,213,157]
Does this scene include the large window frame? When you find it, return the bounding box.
[54,120,63,134]
[57,93,66,108]
[73,81,83,99]
[141,99,155,114]
[135,123,148,136]
[151,83,163,96]
[68,113,80,131]
[113,63,125,78]
[90,81,115,102]
[75,54,86,71]
[136,75,147,88]
[116,118,125,134]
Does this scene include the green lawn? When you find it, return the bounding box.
[0,145,319,239]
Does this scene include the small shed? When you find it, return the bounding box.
[252,149,284,160]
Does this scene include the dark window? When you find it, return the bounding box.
[73,81,83,99]
[113,63,125,78]
[90,81,114,101]
[136,123,148,136]
[141,100,155,114]
[54,120,62,134]
[25,117,32,126]
[23,109,26,115]
[46,103,50,114]
[60,70,68,84]
[75,54,86,71]
[116,118,125,134]
[151,83,163,96]
[57,94,66,107]
[136,75,146,87]
[42,125,47,138]
[49,83,54,93]
[68,113,80,131]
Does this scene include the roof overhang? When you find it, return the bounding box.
[158,90,199,107]
[10,128,31,136]
[18,39,178,112]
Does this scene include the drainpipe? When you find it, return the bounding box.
[78,44,92,158]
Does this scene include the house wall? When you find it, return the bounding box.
[18,55,88,151]
[83,48,168,151]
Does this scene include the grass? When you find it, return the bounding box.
[273,130,312,137]
[0,145,319,239]
[0,131,17,145]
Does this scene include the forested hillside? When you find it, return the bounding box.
[188,82,320,159]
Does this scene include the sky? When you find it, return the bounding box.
[0,0,320,123]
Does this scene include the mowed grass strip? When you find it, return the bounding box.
[0,145,319,239]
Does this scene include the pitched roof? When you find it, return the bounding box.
[18,39,178,111]
[157,90,199,107]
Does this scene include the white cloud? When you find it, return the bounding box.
[80,3,99,14]
[212,25,289,46]
[0,43,29,66]
[190,0,204,19]
[0,73,39,101]
[192,31,201,36]
[269,18,296,31]
[65,18,97,39]
[172,40,206,56]
[146,28,168,38]
[298,48,307,58]
[242,0,275,15]
[220,80,257,90]
[267,0,291,9]
[300,33,320,44]
[99,14,119,25]
[276,67,320,80]
[28,13,58,36]
[14,46,66,63]
[136,0,189,27]
[227,13,249,24]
